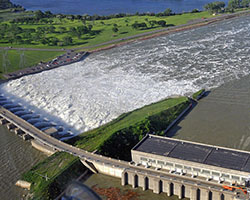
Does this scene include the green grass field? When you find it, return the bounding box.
[0,11,214,49]
[70,97,189,153]
[0,50,64,78]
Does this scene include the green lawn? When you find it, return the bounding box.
[0,11,214,49]
[0,50,64,78]
[70,97,189,155]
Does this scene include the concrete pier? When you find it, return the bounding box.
[6,123,16,131]
[22,134,32,141]
[0,118,8,125]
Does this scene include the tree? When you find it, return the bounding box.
[58,26,66,33]
[44,11,53,18]
[227,0,241,9]
[35,10,44,20]
[149,20,157,27]
[164,8,172,16]
[204,1,225,13]
[157,20,167,27]
[242,0,250,7]
[63,36,73,46]
[48,26,56,33]
[112,27,119,33]
[50,37,59,46]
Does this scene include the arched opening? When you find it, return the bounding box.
[159,180,163,193]
[134,174,138,188]
[221,194,225,200]
[124,172,128,185]
[181,185,185,198]
[196,188,201,200]
[170,183,174,196]
[209,191,212,200]
[145,177,149,190]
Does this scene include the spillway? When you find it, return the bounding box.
[0,15,250,136]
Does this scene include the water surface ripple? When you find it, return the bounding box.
[0,15,250,135]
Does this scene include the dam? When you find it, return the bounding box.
[0,13,250,200]
[0,104,248,199]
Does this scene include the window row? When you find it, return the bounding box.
[140,157,245,182]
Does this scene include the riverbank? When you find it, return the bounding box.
[86,9,250,53]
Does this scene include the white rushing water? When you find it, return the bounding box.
[1,15,250,135]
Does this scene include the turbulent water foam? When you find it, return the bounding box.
[1,15,250,135]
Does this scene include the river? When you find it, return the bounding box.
[11,0,228,15]
[0,14,249,136]
[0,126,46,200]
[0,13,249,200]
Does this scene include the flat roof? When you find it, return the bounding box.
[133,135,250,173]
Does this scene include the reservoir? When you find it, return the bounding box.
[11,0,228,16]
[0,126,46,200]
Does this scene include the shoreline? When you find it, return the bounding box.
[87,9,250,53]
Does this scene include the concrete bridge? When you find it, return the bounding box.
[0,106,238,199]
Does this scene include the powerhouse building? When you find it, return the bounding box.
[131,134,250,185]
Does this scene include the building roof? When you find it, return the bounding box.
[133,135,250,173]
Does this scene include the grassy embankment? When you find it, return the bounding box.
[22,97,189,199]
[192,89,205,100]
[0,50,64,77]
[69,97,190,160]
[21,152,86,200]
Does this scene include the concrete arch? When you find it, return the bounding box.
[209,191,212,200]
[134,174,138,188]
[124,172,128,185]
[144,177,149,190]
[181,185,185,198]
[196,188,201,200]
[170,182,174,196]
[159,180,163,193]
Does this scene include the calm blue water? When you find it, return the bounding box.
[12,0,228,15]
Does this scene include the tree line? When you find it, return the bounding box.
[204,0,250,13]
[0,23,94,46]
[0,0,23,10]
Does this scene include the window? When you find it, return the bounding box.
[202,170,210,175]
[165,162,173,167]
[221,174,230,179]
[157,160,165,165]
[212,172,220,177]
[184,166,191,171]
[232,175,240,181]
[241,177,247,181]
[149,159,156,163]
[140,157,147,161]
[193,168,201,172]
[175,164,183,169]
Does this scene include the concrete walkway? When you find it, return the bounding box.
[168,75,250,152]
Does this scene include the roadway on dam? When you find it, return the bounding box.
[168,74,250,152]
